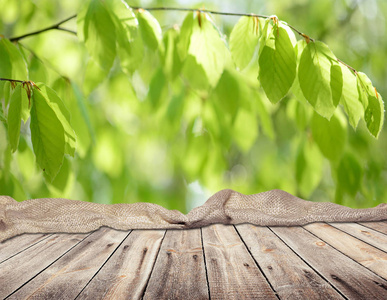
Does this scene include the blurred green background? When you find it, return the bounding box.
[0,0,386,211]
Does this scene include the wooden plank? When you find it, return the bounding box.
[358,221,387,235]
[202,224,277,300]
[6,227,129,299]
[304,223,387,280]
[328,222,387,252]
[270,225,387,299]
[235,224,344,299]
[143,229,209,299]
[77,229,165,300]
[0,233,52,263]
[0,232,88,298]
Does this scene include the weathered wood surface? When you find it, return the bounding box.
[0,221,386,300]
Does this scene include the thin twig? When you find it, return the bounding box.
[131,6,271,19]
[337,58,357,74]
[9,14,77,42]
[7,7,359,74]
[0,78,24,83]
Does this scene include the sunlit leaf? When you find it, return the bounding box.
[298,41,343,119]
[52,78,93,158]
[214,69,240,117]
[136,9,162,50]
[182,12,227,88]
[0,98,6,128]
[340,66,363,128]
[311,110,347,161]
[83,58,109,95]
[365,92,384,138]
[30,86,65,179]
[356,72,373,109]
[148,68,167,109]
[177,12,194,60]
[356,72,384,138]
[35,83,76,157]
[7,84,22,152]
[259,23,296,103]
[230,16,260,70]
[337,152,362,197]
[109,0,140,74]
[0,38,28,79]
[255,91,275,139]
[296,138,323,198]
[233,109,258,153]
[77,0,116,70]
[161,27,182,79]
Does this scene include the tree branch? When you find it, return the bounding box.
[7,7,358,74]
[0,78,24,83]
[9,14,77,42]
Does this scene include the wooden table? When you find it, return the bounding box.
[1,221,386,299]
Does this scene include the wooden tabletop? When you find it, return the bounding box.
[1,221,386,299]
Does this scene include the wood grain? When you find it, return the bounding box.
[359,221,387,235]
[76,229,165,300]
[236,224,344,299]
[304,222,387,279]
[271,225,387,299]
[328,222,387,252]
[0,232,87,298]
[0,233,52,263]
[7,227,129,299]
[143,228,209,299]
[202,224,277,300]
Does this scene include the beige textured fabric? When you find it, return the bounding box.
[1,189,386,243]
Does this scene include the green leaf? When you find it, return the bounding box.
[259,23,297,103]
[30,86,65,179]
[52,78,93,157]
[356,72,373,109]
[255,91,275,139]
[311,110,347,161]
[0,38,28,80]
[286,97,312,130]
[183,12,228,88]
[365,92,384,138]
[148,68,167,109]
[77,0,116,70]
[214,69,240,117]
[177,12,194,60]
[232,109,258,153]
[109,0,141,74]
[20,84,30,123]
[356,72,384,138]
[136,9,162,50]
[230,16,260,70]
[3,81,11,108]
[0,94,7,128]
[35,83,76,157]
[161,27,182,79]
[340,66,363,128]
[7,84,22,152]
[296,138,323,198]
[83,58,110,95]
[337,152,362,197]
[298,41,343,119]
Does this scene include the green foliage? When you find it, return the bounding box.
[298,41,342,119]
[259,21,296,103]
[0,0,386,210]
[7,85,23,152]
[229,16,260,70]
[30,84,68,179]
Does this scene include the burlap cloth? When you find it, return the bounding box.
[1,189,386,243]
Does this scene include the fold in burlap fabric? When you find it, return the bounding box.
[1,189,386,243]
